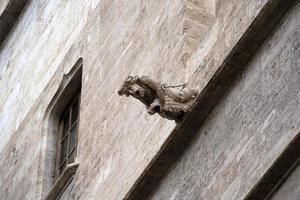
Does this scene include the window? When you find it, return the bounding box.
[44,58,82,200]
[56,92,80,176]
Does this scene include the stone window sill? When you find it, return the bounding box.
[46,162,79,200]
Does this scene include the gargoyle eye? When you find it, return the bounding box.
[135,91,140,96]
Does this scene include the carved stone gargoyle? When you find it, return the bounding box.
[118,75,198,123]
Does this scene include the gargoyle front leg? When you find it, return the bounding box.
[147,98,161,115]
[136,76,167,108]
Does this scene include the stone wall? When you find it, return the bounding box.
[0,0,298,199]
[150,3,300,200]
[0,0,215,199]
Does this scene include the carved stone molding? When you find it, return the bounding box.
[45,162,79,200]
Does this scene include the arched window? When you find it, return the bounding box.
[43,58,82,200]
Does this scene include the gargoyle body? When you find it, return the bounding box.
[118,76,198,122]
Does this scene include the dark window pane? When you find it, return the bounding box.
[61,138,68,164]
[59,160,67,173]
[71,100,78,125]
[63,113,70,137]
[57,93,80,177]
[69,125,77,154]
[68,148,76,163]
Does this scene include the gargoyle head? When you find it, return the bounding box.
[118,76,155,106]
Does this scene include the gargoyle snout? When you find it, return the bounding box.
[118,88,125,96]
[118,86,130,96]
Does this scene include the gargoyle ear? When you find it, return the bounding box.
[126,76,133,81]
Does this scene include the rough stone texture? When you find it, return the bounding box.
[245,132,300,199]
[150,3,300,200]
[0,0,214,199]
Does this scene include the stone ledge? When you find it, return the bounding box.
[0,0,29,49]
[45,162,79,200]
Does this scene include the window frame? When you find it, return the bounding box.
[43,58,83,200]
[55,91,81,179]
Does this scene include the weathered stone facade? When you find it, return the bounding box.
[151,3,300,199]
[0,0,299,200]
